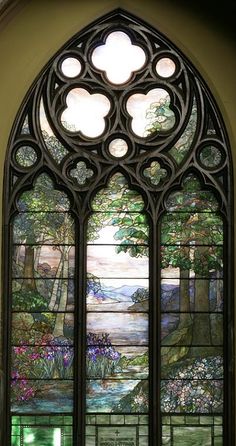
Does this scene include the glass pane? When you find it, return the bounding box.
[86,415,148,446]
[172,426,212,446]
[91,173,145,211]
[169,98,197,164]
[87,345,148,379]
[12,279,74,312]
[160,213,223,245]
[161,313,223,345]
[11,380,73,413]
[199,146,223,168]
[12,313,74,344]
[162,415,223,446]
[91,31,146,84]
[87,277,149,312]
[87,245,148,278]
[15,146,37,168]
[87,312,148,345]
[39,100,69,163]
[13,245,75,278]
[11,415,73,446]
[61,57,82,78]
[156,57,176,78]
[88,213,148,245]
[161,379,223,413]
[161,246,223,278]
[13,212,75,244]
[21,115,29,134]
[86,379,148,413]
[69,161,94,185]
[12,345,74,379]
[108,138,128,157]
[165,175,219,212]
[161,347,223,379]
[18,174,70,211]
[61,88,110,137]
[160,278,223,312]
[127,88,175,137]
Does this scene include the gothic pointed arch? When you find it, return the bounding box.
[2,9,233,446]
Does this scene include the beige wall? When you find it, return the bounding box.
[0,0,235,425]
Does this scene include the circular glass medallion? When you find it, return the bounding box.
[199,146,222,168]
[108,139,128,157]
[61,57,82,78]
[156,57,176,78]
[15,146,37,167]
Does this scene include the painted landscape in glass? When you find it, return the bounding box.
[86,174,149,414]
[160,175,223,414]
[11,174,75,414]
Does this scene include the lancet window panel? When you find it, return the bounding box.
[2,9,233,446]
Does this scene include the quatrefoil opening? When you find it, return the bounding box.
[143,161,168,186]
[127,88,175,137]
[91,31,146,85]
[61,88,110,138]
[70,161,94,185]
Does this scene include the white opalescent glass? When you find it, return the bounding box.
[156,57,176,78]
[61,88,110,137]
[92,31,146,84]
[127,88,174,137]
[61,57,82,78]
[108,139,128,157]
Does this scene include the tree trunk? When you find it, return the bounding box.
[53,245,70,338]
[216,269,222,310]
[179,267,192,328]
[192,276,211,345]
[48,257,63,310]
[14,245,21,266]
[21,246,36,291]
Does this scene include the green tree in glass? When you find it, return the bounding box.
[169,99,197,164]
[14,174,74,338]
[89,173,148,257]
[90,174,223,360]
[145,95,175,135]
[42,130,68,163]
[161,175,223,359]
[88,174,149,412]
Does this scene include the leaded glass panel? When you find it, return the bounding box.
[2,9,232,446]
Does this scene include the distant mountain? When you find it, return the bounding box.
[112,285,147,297]
[90,284,148,302]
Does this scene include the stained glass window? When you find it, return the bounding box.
[2,10,233,446]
